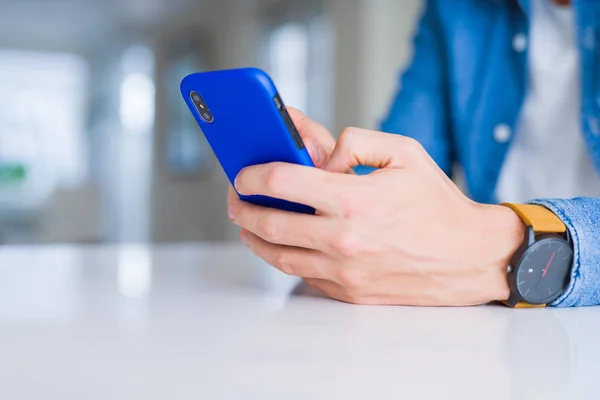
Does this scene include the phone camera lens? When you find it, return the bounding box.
[190,91,213,123]
[201,111,213,121]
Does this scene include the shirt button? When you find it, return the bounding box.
[494,124,512,143]
[512,33,527,52]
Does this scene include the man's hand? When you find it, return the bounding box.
[229,125,526,306]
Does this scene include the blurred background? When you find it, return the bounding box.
[0,0,421,245]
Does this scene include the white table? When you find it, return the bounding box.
[0,244,597,399]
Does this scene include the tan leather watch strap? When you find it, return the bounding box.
[501,301,546,308]
[500,204,567,309]
[513,302,546,308]
[501,203,566,233]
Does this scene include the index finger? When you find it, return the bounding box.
[230,194,335,251]
[235,162,343,214]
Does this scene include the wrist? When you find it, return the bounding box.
[471,203,526,302]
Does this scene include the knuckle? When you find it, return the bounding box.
[274,252,295,276]
[330,232,360,257]
[338,268,371,290]
[400,137,424,158]
[338,126,359,148]
[264,165,287,193]
[320,178,355,218]
[258,215,279,242]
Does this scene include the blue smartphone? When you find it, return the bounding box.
[180,67,315,214]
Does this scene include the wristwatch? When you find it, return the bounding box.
[500,204,574,308]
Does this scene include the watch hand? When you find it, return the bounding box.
[542,251,556,278]
[534,251,556,292]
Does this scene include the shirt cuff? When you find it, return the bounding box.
[527,198,600,307]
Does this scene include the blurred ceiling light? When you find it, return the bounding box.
[119,72,155,133]
[267,22,309,112]
[119,45,155,134]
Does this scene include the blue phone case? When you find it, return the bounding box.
[180,67,315,214]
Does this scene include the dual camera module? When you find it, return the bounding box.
[190,92,214,123]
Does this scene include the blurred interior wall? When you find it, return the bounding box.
[0,0,423,244]
[150,0,262,242]
[149,0,422,242]
[355,0,421,131]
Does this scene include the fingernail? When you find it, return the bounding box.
[241,230,249,247]
[234,170,243,192]
[310,142,324,166]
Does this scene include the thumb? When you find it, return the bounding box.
[303,137,328,168]
[287,107,336,168]
[325,128,419,173]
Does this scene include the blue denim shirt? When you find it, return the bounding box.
[380,0,600,307]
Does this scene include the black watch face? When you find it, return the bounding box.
[515,237,573,304]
